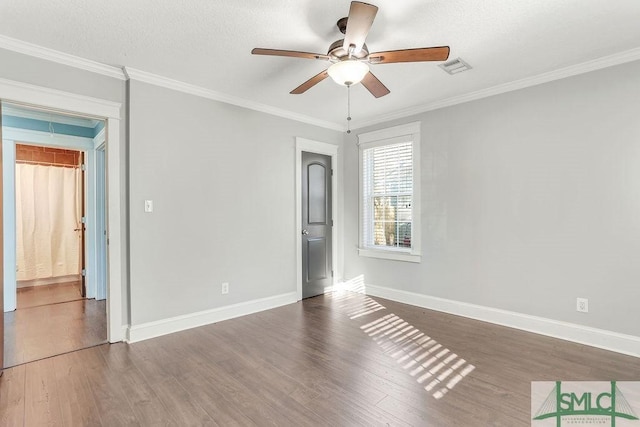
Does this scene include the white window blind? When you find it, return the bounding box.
[362,141,414,250]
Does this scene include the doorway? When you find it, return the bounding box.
[295,138,339,301]
[2,104,107,367]
[0,78,123,357]
[15,143,85,307]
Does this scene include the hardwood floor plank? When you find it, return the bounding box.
[177,370,256,427]
[0,364,26,426]
[53,351,103,427]
[99,344,179,426]
[214,357,329,426]
[152,376,218,426]
[24,358,64,426]
[76,346,140,426]
[179,350,302,426]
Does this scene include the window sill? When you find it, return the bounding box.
[358,248,421,263]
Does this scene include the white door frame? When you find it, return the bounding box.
[94,142,107,301]
[0,77,124,342]
[295,137,339,301]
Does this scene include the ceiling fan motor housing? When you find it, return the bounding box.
[328,39,369,59]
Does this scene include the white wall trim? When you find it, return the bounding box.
[105,118,123,342]
[123,67,343,132]
[0,77,121,120]
[346,282,640,358]
[0,35,126,81]
[357,121,421,145]
[352,47,640,130]
[126,292,298,343]
[357,122,422,261]
[94,127,106,148]
[1,140,16,311]
[295,138,340,301]
[357,248,421,263]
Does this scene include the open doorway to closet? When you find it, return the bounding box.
[2,103,107,368]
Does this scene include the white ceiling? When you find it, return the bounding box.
[1,0,639,129]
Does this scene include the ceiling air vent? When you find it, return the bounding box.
[439,58,472,75]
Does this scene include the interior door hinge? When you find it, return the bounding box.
[331,219,334,226]
[331,169,334,176]
[81,216,87,224]
[331,270,334,278]
[81,269,86,276]
[81,164,86,171]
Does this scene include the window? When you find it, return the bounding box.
[358,122,421,262]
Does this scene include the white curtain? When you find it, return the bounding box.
[16,163,81,281]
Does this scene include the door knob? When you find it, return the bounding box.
[302,229,309,235]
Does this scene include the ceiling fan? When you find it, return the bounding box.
[251,1,450,98]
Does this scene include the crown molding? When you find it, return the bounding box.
[352,47,640,130]
[0,34,125,80]
[0,77,122,119]
[123,67,344,132]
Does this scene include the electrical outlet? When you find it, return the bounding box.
[576,297,588,313]
[221,282,229,295]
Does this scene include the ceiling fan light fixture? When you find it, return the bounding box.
[327,60,369,86]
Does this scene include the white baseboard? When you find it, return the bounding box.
[126,292,297,343]
[344,282,640,358]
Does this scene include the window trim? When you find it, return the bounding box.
[358,121,421,263]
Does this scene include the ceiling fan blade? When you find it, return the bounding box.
[342,2,378,54]
[361,72,390,98]
[369,46,450,64]
[290,70,330,94]
[252,48,329,61]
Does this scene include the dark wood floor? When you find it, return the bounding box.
[17,282,83,309]
[1,291,639,426]
[3,288,107,367]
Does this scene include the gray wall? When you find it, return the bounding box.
[0,48,130,325]
[344,60,640,337]
[128,80,343,325]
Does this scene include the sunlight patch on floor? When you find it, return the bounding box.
[326,288,387,319]
[361,312,475,399]
[328,288,475,399]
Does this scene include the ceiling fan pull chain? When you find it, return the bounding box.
[347,84,352,134]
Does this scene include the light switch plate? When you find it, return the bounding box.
[144,200,153,213]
